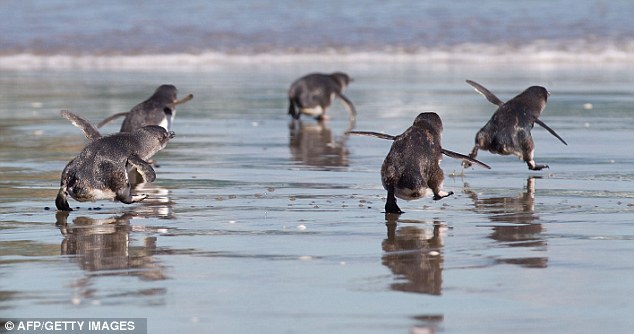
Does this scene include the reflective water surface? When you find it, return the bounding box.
[1,63,634,333]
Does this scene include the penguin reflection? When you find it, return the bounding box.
[55,211,167,280]
[464,177,547,268]
[289,120,351,167]
[131,182,175,218]
[382,214,444,295]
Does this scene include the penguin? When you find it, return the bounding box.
[97,84,193,132]
[348,112,490,214]
[96,85,190,182]
[56,111,175,211]
[463,80,567,171]
[288,72,356,123]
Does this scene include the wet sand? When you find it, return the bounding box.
[1,62,634,333]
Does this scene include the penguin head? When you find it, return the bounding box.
[412,112,443,133]
[516,86,550,116]
[330,72,353,89]
[152,84,179,105]
[135,125,175,157]
[523,86,549,102]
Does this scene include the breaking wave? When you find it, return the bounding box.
[2,39,633,71]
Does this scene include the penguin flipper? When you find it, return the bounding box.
[166,93,194,109]
[127,154,156,183]
[535,119,568,145]
[466,80,505,106]
[346,131,396,140]
[97,112,129,128]
[335,92,357,123]
[442,148,491,169]
[61,110,102,141]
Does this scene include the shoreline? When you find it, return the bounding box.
[2,47,634,71]
[1,62,633,334]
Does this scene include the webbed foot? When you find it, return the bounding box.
[55,189,73,211]
[433,191,454,201]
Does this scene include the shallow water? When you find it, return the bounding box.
[1,62,634,333]
[3,0,634,73]
[3,0,634,55]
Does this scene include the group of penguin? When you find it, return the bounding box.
[55,73,567,215]
[55,85,190,211]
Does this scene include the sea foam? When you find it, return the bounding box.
[2,40,633,71]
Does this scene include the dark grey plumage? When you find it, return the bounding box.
[97,84,193,132]
[288,72,356,122]
[120,84,178,132]
[349,112,490,214]
[56,111,174,211]
[381,113,449,214]
[464,80,567,171]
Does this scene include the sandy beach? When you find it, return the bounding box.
[1,60,633,333]
[2,1,634,332]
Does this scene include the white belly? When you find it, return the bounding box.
[300,106,325,117]
[71,187,116,202]
[394,187,433,201]
[158,117,170,131]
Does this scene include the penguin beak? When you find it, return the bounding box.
[169,131,176,139]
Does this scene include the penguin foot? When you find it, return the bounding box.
[528,164,549,171]
[55,190,73,211]
[433,191,454,201]
[385,200,403,214]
